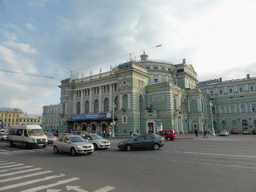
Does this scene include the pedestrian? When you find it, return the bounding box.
[109,130,112,137]
[195,128,198,137]
[203,129,208,139]
[130,131,132,137]
[103,130,106,138]
[137,129,139,135]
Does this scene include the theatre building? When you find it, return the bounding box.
[58,52,204,135]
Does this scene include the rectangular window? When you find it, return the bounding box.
[210,91,213,96]
[239,87,243,93]
[220,105,225,114]
[250,85,254,92]
[219,90,223,95]
[212,107,216,114]
[229,88,233,94]
[230,104,236,113]
[240,104,246,113]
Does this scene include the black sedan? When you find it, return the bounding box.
[117,134,165,151]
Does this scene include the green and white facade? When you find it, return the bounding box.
[57,52,255,135]
[198,75,256,132]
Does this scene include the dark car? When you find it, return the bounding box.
[231,128,239,134]
[117,134,165,151]
[252,129,256,134]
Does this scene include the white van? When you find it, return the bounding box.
[7,125,48,148]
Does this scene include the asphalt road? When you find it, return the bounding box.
[0,134,256,192]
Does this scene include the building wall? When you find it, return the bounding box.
[42,104,60,131]
[0,108,23,128]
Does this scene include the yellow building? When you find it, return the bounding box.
[20,113,42,126]
[0,107,23,128]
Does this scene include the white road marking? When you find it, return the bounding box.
[0,168,42,177]
[0,163,24,169]
[66,185,88,192]
[0,174,66,191]
[21,177,80,192]
[0,162,16,166]
[93,186,116,192]
[170,159,256,170]
[0,170,52,183]
[0,152,9,155]
[0,166,33,173]
[183,151,256,159]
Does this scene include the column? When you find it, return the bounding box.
[73,92,76,115]
[109,84,113,112]
[89,88,92,113]
[99,86,102,112]
[80,90,84,114]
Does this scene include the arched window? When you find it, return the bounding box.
[161,67,165,70]
[123,94,128,110]
[85,101,89,114]
[222,121,227,130]
[104,98,109,112]
[94,100,99,113]
[114,97,119,111]
[139,95,143,111]
[153,66,158,70]
[76,102,80,114]
[145,66,150,69]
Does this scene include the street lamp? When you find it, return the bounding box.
[112,104,116,137]
[209,101,215,136]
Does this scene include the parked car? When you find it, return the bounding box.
[44,132,57,144]
[156,130,177,141]
[219,130,230,136]
[242,129,250,134]
[53,134,94,156]
[52,130,59,136]
[0,129,8,141]
[82,133,110,149]
[252,129,256,134]
[118,134,165,151]
[231,128,239,134]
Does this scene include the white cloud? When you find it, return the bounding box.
[2,41,37,54]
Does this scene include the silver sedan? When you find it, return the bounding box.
[53,135,94,156]
[83,133,111,149]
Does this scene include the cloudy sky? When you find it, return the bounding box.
[0,0,255,114]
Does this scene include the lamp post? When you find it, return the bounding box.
[112,104,116,137]
[209,101,215,136]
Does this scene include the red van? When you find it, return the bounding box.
[156,130,177,141]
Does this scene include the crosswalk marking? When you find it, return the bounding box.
[0,162,16,166]
[0,163,24,169]
[0,174,66,191]
[0,170,52,183]
[0,165,33,173]
[0,168,42,177]
[21,177,80,192]
[93,186,116,192]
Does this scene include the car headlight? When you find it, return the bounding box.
[119,142,123,145]
[77,145,83,149]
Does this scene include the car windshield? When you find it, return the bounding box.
[28,129,44,136]
[91,134,103,139]
[69,136,85,142]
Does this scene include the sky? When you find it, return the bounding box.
[0,0,255,114]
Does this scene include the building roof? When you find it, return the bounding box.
[20,114,42,119]
[0,107,23,113]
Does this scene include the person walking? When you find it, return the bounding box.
[195,128,198,137]
[203,129,208,139]
[130,131,133,138]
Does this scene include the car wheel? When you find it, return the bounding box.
[93,143,98,150]
[53,146,59,153]
[125,144,132,151]
[42,145,46,148]
[10,141,15,147]
[167,137,171,141]
[70,148,76,156]
[153,144,160,150]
